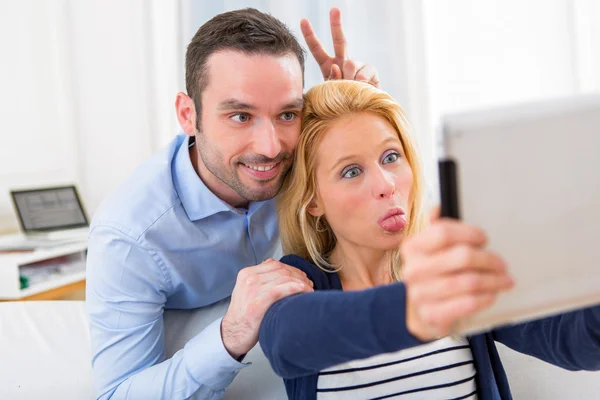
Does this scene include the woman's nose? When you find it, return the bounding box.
[379,185,395,199]
[376,171,396,199]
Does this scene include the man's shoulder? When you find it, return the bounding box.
[280,254,337,290]
[91,136,185,239]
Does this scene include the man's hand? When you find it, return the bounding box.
[221,259,314,359]
[401,208,515,341]
[301,8,380,87]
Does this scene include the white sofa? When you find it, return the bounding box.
[1,300,599,399]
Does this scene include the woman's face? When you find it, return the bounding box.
[310,112,414,251]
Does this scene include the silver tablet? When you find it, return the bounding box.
[437,93,600,335]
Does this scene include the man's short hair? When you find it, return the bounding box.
[185,8,306,114]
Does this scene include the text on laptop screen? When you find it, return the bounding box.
[12,187,87,231]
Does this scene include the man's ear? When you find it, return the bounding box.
[175,92,197,137]
[306,196,324,217]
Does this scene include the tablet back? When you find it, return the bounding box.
[438,94,600,335]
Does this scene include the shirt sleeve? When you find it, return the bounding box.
[258,255,424,379]
[492,305,600,371]
[86,225,248,400]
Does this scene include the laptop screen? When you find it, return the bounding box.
[10,186,89,232]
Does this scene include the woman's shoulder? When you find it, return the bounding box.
[280,254,339,290]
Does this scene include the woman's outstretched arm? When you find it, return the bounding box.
[493,305,600,371]
[259,255,423,379]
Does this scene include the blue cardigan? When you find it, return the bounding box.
[259,255,600,400]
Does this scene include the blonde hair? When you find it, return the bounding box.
[277,80,426,281]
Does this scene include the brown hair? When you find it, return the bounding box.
[277,80,427,281]
[185,8,306,114]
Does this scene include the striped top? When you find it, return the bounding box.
[317,336,477,399]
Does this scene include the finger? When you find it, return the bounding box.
[404,246,506,282]
[355,64,380,87]
[258,269,314,287]
[260,281,313,306]
[329,64,342,80]
[401,220,487,255]
[300,18,330,75]
[261,261,313,284]
[342,59,360,81]
[329,7,347,60]
[429,206,441,224]
[260,275,314,292]
[409,271,514,304]
[247,260,289,273]
[420,293,497,336]
[242,260,309,282]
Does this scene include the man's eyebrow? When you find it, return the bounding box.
[280,98,304,110]
[217,98,304,112]
[217,99,257,111]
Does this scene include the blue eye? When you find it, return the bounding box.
[342,166,362,179]
[279,112,297,122]
[231,113,251,123]
[383,152,400,164]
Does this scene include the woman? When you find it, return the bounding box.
[259,80,600,399]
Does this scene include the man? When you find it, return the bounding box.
[86,7,378,399]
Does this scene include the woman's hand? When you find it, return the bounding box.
[401,208,514,341]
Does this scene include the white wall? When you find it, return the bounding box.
[415,0,600,198]
[0,1,79,228]
[67,0,180,214]
[1,0,599,229]
[573,0,600,94]
[0,0,182,229]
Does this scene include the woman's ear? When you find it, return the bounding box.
[306,196,324,217]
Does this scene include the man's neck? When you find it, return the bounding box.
[188,138,249,209]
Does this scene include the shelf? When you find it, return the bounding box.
[17,270,86,299]
[1,241,88,263]
[0,241,88,300]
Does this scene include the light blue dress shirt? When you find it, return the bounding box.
[86,134,281,399]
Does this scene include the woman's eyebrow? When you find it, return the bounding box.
[329,136,402,172]
[330,154,357,172]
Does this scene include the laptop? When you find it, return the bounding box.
[437,93,600,335]
[0,185,89,251]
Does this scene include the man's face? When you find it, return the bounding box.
[195,51,303,204]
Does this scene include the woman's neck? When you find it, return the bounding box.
[329,241,392,291]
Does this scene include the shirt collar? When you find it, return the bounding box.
[173,135,231,221]
[172,135,272,221]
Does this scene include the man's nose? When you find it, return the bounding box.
[253,121,282,159]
